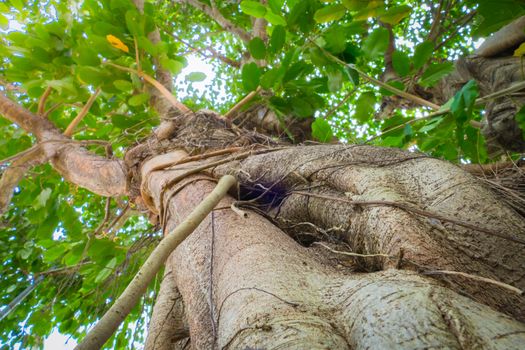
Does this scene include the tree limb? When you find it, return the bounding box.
[0,93,127,197]
[178,0,252,43]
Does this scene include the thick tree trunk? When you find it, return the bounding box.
[139,146,525,349]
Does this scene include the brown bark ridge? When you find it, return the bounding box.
[212,144,525,321]
[0,93,127,198]
[139,148,525,349]
[145,266,189,349]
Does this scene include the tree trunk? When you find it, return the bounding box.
[136,135,525,349]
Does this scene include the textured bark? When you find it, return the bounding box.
[0,93,127,197]
[140,150,525,349]
[212,144,525,320]
[145,266,189,350]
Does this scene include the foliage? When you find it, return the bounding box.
[0,0,523,348]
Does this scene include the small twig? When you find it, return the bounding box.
[314,42,440,110]
[324,88,357,119]
[93,197,112,238]
[162,28,241,68]
[37,86,52,116]
[35,262,93,276]
[105,62,191,114]
[292,191,525,245]
[423,270,523,295]
[134,36,141,73]
[367,80,525,142]
[63,88,101,137]
[313,242,391,258]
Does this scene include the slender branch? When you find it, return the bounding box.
[37,86,52,116]
[315,44,441,110]
[162,28,241,67]
[74,175,237,350]
[0,276,44,322]
[63,88,101,137]
[178,0,251,42]
[368,80,525,142]
[426,0,445,43]
[223,87,261,120]
[104,62,191,114]
[434,11,477,52]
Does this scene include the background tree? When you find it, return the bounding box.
[1,0,525,349]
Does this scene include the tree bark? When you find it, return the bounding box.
[139,147,525,349]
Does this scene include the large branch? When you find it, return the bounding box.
[0,93,127,197]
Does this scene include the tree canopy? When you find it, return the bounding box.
[1,0,524,348]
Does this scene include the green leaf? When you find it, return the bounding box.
[362,27,389,59]
[19,248,33,260]
[326,66,343,92]
[113,80,133,92]
[128,93,150,106]
[314,4,347,23]
[77,66,107,86]
[0,14,8,30]
[241,62,261,91]
[342,0,368,11]
[160,57,184,75]
[34,188,52,209]
[379,5,411,25]
[379,80,405,96]
[413,41,434,69]
[419,62,454,87]
[125,9,143,36]
[43,245,67,263]
[95,257,117,283]
[291,96,314,117]
[265,10,287,25]
[324,26,347,54]
[260,68,283,89]
[73,47,101,66]
[240,1,267,18]
[269,25,286,53]
[311,118,334,142]
[268,0,284,14]
[354,91,376,123]
[450,80,479,124]
[248,37,267,59]
[186,72,207,82]
[112,114,141,129]
[392,50,410,76]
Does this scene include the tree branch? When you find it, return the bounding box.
[178,0,252,43]
[0,93,127,197]
[63,88,100,137]
[162,28,241,68]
